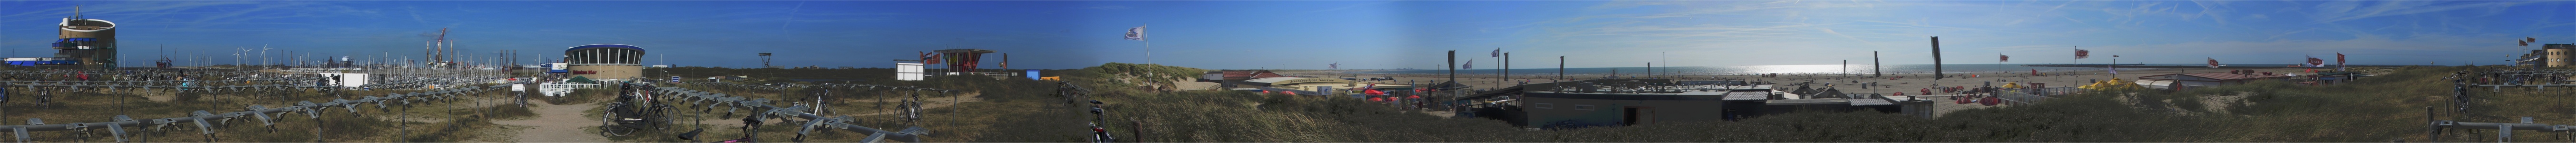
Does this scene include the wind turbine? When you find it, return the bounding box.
[260,44,272,69]
[235,47,249,69]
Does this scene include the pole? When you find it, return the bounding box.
[1144,24,1152,65]
[1932,36,1943,80]
[1504,52,1511,86]
[1447,51,1455,92]
[1874,51,1882,77]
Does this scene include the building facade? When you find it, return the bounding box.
[54,16,117,69]
[2522,44,2572,68]
[2549,44,2572,68]
[565,44,645,80]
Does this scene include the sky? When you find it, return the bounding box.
[0,0,2568,70]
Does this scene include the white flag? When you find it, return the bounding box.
[1464,59,1474,69]
[1124,26,1146,41]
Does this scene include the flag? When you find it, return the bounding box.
[2337,52,2347,71]
[2531,37,2538,42]
[2000,54,2009,62]
[1330,62,1338,69]
[2107,64,2117,74]
[920,51,941,64]
[1491,48,1501,57]
[2524,41,2530,47]
[2030,69,2039,76]
[2075,50,2090,59]
[2306,56,2325,67]
[2207,58,2220,68]
[1464,59,1474,69]
[1124,26,1146,41]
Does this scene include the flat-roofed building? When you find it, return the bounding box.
[565,44,646,80]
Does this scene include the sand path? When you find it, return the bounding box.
[493,102,611,143]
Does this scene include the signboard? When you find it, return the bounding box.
[547,62,569,73]
[896,63,926,81]
[1025,70,1040,79]
[317,73,369,87]
[670,76,682,83]
[511,84,525,92]
[1317,86,1334,95]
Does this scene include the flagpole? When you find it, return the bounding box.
[1144,26,1152,65]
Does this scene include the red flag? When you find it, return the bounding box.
[2075,50,2090,59]
[2030,69,2039,76]
[2000,54,2010,62]
[2207,58,2220,68]
[2307,56,2325,67]
[920,51,942,64]
[2335,52,2345,65]
[2531,37,2539,42]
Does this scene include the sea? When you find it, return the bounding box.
[1343,63,2408,76]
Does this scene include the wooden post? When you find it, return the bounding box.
[1131,118,1146,143]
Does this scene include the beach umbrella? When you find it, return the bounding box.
[1981,96,2002,106]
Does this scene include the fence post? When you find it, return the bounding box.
[1131,118,1146,143]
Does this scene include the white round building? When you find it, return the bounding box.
[565,44,645,80]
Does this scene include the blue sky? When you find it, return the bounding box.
[1,0,2568,70]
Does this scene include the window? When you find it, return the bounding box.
[1574,104,1597,111]
[1534,103,1554,109]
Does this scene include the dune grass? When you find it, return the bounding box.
[0,83,521,143]
[909,64,2572,142]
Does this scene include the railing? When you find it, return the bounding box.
[1996,87,2076,105]
[654,87,933,143]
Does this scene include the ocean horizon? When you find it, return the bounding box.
[1340,63,2414,75]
